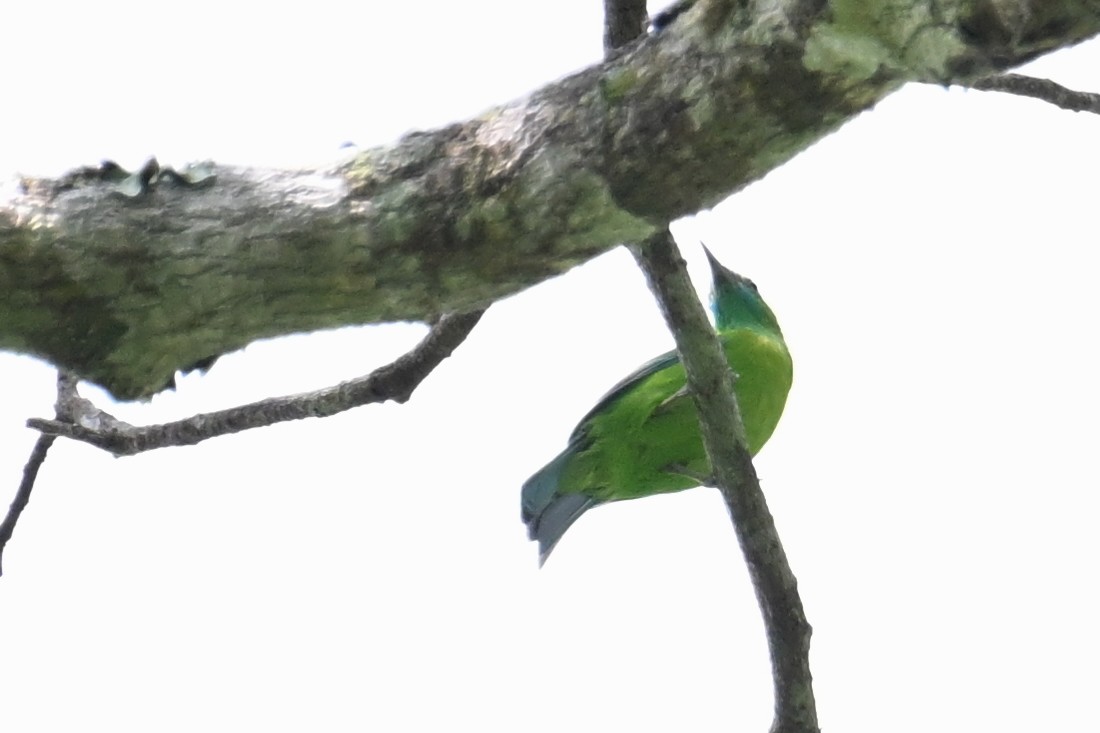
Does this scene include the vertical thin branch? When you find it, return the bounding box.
[603,0,648,52]
[602,5,816,730]
[630,229,818,733]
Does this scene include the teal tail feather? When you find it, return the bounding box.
[521,448,597,566]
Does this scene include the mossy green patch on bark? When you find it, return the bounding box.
[455,194,514,247]
[600,67,643,104]
[511,149,654,255]
[804,0,968,81]
[0,228,132,388]
[344,154,379,194]
[372,182,431,244]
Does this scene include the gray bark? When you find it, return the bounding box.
[2,0,1097,398]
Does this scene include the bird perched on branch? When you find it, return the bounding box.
[522,247,792,565]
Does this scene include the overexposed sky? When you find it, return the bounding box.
[2,4,1099,732]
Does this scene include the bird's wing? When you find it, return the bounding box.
[568,348,680,443]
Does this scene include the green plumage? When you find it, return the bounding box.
[522,247,793,565]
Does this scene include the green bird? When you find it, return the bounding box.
[522,247,793,565]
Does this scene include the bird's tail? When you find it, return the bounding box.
[521,448,597,566]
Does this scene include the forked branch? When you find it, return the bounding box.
[0,312,482,576]
[27,311,484,457]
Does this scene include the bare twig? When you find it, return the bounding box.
[0,435,55,576]
[630,229,818,733]
[966,73,1100,114]
[0,373,79,576]
[27,311,484,457]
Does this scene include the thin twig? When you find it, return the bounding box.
[966,73,1100,114]
[28,311,485,457]
[630,229,818,733]
[0,372,77,576]
[0,435,55,576]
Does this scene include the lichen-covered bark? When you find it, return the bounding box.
[1,0,1097,399]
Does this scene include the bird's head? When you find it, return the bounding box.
[703,245,782,335]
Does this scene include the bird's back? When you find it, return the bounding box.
[522,251,792,564]
[559,325,791,503]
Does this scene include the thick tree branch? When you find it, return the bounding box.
[3,0,1097,398]
[631,230,817,733]
[966,72,1100,114]
[26,311,483,457]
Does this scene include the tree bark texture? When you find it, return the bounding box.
[2,0,1097,398]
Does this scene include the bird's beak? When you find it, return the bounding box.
[701,243,721,272]
[701,244,755,291]
[702,243,734,284]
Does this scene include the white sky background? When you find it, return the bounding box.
[2,2,1099,731]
